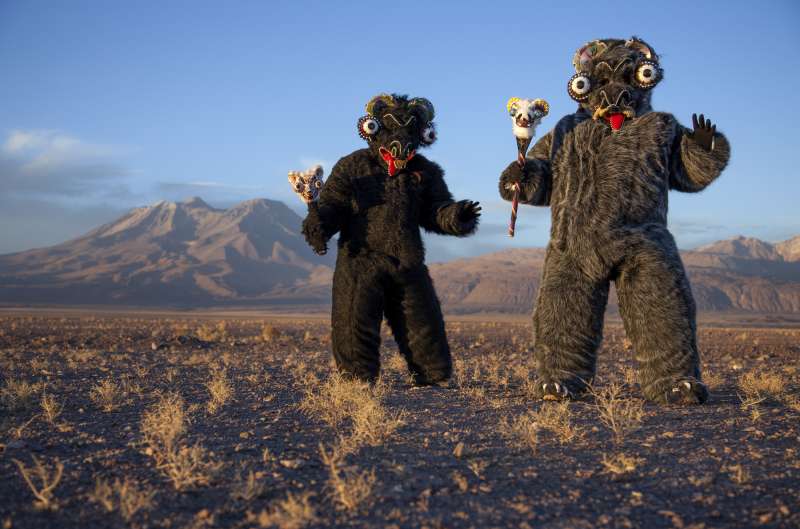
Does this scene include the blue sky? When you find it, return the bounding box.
[1,0,798,259]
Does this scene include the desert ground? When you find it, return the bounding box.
[1,311,798,529]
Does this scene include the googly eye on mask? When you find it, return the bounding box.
[633,60,661,89]
[568,72,592,101]
[421,123,437,145]
[357,115,380,141]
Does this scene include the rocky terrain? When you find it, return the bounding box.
[0,313,798,528]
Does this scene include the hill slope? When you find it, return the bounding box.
[1,206,798,313]
[0,197,333,305]
[429,236,800,314]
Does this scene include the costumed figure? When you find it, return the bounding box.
[498,38,730,404]
[290,94,481,384]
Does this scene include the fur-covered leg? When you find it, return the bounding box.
[532,247,610,399]
[384,265,452,386]
[615,231,707,405]
[330,256,385,382]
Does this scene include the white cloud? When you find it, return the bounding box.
[0,129,131,199]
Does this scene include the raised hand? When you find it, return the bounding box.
[457,200,482,224]
[690,113,716,151]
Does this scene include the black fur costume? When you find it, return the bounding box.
[498,38,730,404]
[303,94,480,383]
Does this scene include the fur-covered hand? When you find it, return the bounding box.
[689,113,716,151]
[302,203,330,256]
[456,200,482,226]
[499,161,528,201]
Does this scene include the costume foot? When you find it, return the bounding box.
[665,379,708,405]
[536,381,571,401]
[410,370,451,388]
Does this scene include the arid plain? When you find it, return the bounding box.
[1,312,798,529]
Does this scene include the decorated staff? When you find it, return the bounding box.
[505,97,549,237]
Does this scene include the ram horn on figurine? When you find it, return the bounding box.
[505,97,549,237]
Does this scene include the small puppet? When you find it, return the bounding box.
[292,93,481,385]
[288,164,325,205]
[506,97,549,236]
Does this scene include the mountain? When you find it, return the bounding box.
[695,236,784,261]
[776,236,800,262]
[1,207,798,313]
[429,236,800,314]
[0,197,333,306]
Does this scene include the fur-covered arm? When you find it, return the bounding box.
[669,123,731,193]
[498,131,553,206]
[301,161,352,254]
[420,161,479,237]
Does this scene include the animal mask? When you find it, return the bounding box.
[507,98,550,140]
[567,37,662,131]
[357,93,437,176]
[288,165,324,204]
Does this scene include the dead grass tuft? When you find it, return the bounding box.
[592,382,645,444]
[13,456,64,510]
[703,369,725,391]
[141,393,221,490]
[254,491,318,529]
[196,321,229,342]
[40,392,63,425]
[601,453,645,475]
[737,370,786,406]
[319,443,376,512]
[90,477,155,521]
[1,378,40,413]
[725,463,751,484]
[230,470,265,502]
[205,368,233,414]
[90,378,124,412]
[300,373,404,450]
[260,323,281,343]
[504,401,580,452]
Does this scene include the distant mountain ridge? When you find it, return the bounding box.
[0,199,798,313]
[0,197,333,305]
[429,235,800,314]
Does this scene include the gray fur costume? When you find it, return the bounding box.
[499,38,730,404]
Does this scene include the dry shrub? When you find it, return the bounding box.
[1,378,40,413]
[261,323,281,343]
[738,371,786,406]
[196,321,229,342]
[601,453,645,475]
[726,463,751,484]
[318,443,375,512]
[90,477,155,521]
[141,393,221,490]
[383,354,407,375]
[592,382,645,444]
[40,393,62,424]
[206,368,233,414]
[230,470,265,502]
[300,374,404,450]
[90,378,124,412]
[13,456,63,510]
[504,401,580,452]
[703,369,725,391]
[254,492,318,529]
[621,365,638,387]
